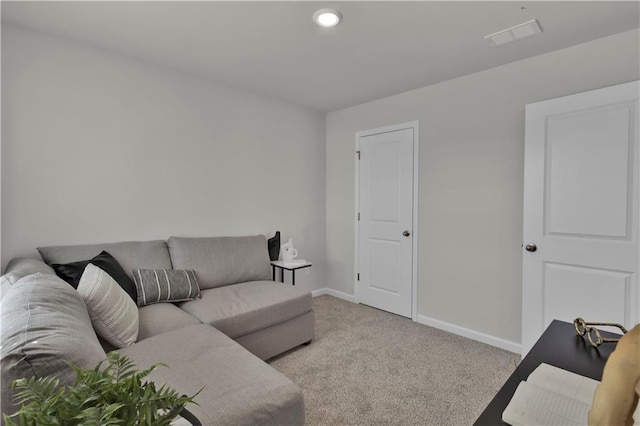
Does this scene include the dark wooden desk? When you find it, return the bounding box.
[474,319,621,425]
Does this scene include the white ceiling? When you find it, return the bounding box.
[2,1,639,112]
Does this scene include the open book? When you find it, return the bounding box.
[502,363,597,426]
[502,363,640,426]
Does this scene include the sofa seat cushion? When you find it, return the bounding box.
[116,324,304,426]
[37,240,172,281]
[178,281,312,339]
[137,303,200,341]
[1,273,107,417]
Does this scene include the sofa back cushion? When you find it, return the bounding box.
[1,273,107,417]
[38,240,172,281]
[168,236,271,289]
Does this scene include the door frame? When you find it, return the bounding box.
[354,121,419,321]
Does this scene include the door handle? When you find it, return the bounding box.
[525,243,537,252]
[403,230,411,237]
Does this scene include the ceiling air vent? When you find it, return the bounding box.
[484,19,542,47]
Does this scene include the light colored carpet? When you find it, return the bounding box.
[269,295,520,425]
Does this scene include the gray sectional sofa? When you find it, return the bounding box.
[0,235,314,425]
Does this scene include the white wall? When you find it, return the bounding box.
[1,24,327,291]
[326,29,640,347]
[4,22,639,348]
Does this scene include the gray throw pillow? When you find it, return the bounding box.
[1,273,107,417]
[1,258,56,300]
[132,269,200,307]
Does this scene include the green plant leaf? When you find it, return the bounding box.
[3,353,201,425]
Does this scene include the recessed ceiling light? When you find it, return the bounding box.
[313,8,342,28]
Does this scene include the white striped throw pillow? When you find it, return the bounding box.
[132,269,200,307]
[78,264,139,348]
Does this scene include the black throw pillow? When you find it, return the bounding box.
[51,250,137,302]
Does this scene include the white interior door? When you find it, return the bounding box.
[356,125,415,318]
[522,81,639,356]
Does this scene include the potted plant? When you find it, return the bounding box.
[3,352,201,425]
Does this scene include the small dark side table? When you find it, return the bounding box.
[474,319,622,425]
[270,260,312,286]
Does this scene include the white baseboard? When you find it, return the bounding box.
[312,287,356,303]
[416,315,521,354]
[311,288,326,297]
[312,289,520,354]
